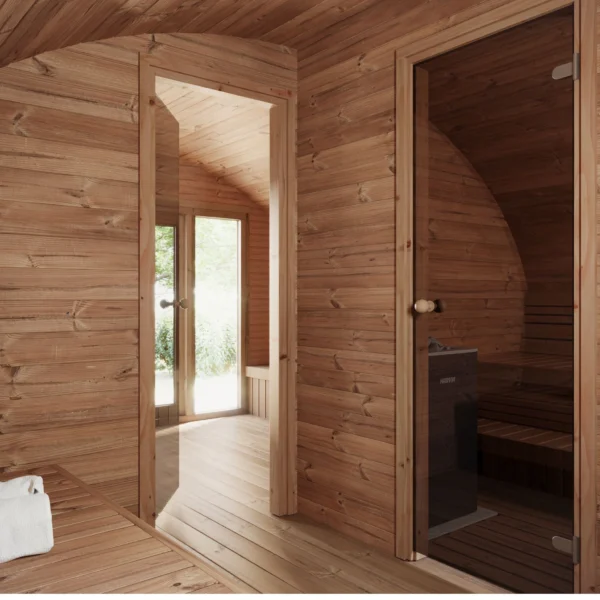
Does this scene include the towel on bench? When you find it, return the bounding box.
[0,493,54,563]
[0,475,44,500]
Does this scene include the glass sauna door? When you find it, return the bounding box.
[412,8,575,593]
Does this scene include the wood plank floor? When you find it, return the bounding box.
[429,478,573,593]
[0,466,229,594]
[155,415,504,593]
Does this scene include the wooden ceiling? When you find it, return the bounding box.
[156,76,271,208]
[0,0,390,66]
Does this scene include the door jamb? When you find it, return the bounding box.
[394,0,596,592]
[139,58,297,524]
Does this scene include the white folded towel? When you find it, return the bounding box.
[0,493,54,563]
[0,475,44,499]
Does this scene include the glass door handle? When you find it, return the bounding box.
[160,298,189,310]
[413,299,445,314]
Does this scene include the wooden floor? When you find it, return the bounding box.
[0,465,229,594]
[155,415,504,594]
[430,478,573,593]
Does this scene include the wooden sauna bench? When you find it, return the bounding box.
[0,466,231,594]
[476,351,573,468]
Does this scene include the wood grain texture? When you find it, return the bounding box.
[156,76,271,209]
[155,415,503,593]
[0,465,231,594]
[246,365,270,418]
[0,0,597,587]
[0,40,140,511]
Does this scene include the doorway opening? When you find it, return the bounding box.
[151,73,271,520]
[140,58,296,526]
[411,7,577,593]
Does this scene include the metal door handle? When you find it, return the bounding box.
[160,298,189,310]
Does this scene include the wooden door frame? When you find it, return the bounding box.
[394,0,596,592]
[178,206,250,422]
[139,58,297,524]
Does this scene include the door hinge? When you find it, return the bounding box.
[551,53,579,81]
[573,52,580,81]
[552,535,580,564]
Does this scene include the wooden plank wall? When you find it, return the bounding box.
[246,365,270,419]
[0,41,140,513]
[180,164,269,367]
[427,123,525,355]
[0,32,293,516]
[295,0,579,555]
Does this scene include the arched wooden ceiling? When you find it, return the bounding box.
[156,76,270,207]
[0,0,424,68]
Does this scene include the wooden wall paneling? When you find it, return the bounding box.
[247,365,270,419]
[0,41,140,511]
[139,56,156,525]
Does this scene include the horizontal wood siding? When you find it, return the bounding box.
[0,41,140,511]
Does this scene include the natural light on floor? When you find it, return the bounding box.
[155,371,239,413]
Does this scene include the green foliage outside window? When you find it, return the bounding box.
[155,220,239,377]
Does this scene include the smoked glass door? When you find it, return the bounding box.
[412,8,575,593]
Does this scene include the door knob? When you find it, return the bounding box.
[160,298,189,310]
[413,299,445,314]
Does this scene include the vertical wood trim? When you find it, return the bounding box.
[575,0,597,591]
[413,66,429,556]
[269,102,289,515]
[395,55,415,560]
[287,93,298,515]
[240,214,249,414]
[139,56,156,526]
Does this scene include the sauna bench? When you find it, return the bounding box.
[0,465,230,594]
[477,351,574,470]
